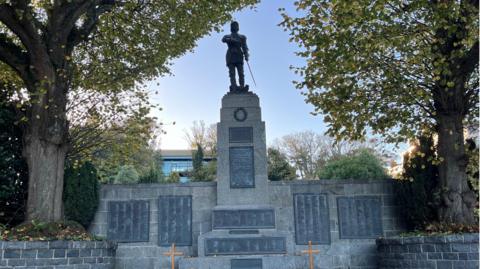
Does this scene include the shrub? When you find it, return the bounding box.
[191,160,217,182]
[318,148,387,180]
[395,135,440,230]
[0,90,28,226]
[113,165,139,184]
[267,148,296,181]
[139,164,164,183]
[64,162,99,228]
[164,172,180,183]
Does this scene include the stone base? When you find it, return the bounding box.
[179,255,307,269]
[197,230,295,257]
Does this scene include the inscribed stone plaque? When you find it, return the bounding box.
[337,196,383,239]
[293,194,330,245]
[158,196,192,246]
[213,209,275,229]
[107,200,149,242]
[229,127,253,143]
[231,259,263,269]
[229,147,254,188]
[205,237,286,256]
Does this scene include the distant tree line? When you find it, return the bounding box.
[269,130,390,180]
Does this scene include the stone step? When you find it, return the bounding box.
[212,205,275,230]
[197,230,295,257]
[179,255,307,269]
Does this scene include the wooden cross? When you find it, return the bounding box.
[301,241,320,269]
[163,243,184,269]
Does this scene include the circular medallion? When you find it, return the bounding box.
[234,108,248,122]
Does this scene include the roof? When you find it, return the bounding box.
[160,149,215,159]
[161,149,193,157]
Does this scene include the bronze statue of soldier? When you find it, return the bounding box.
[222,21,249,92]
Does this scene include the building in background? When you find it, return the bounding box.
[161,150,215,181]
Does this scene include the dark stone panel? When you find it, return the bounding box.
[229,147,254,188]
[293,193,330,245]
[337,196,383,239]
[229,127,253,143]
[231,258,263,269]
[158,196,192,246]
[213,209,275,229]
[107,200,150,242]
[205,237,286,256]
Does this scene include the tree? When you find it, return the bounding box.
[396,135,440,230]
[273,130,386,179]
[0,0,257,221]
[113,165,139,184]
[281,0,478,224]
[267,147,296,181]
[63,162,99,228]
[184,120,217,156]
[68,109,160,183]
[192,144,204,180]
[318,148,388,180]
[139,151,164,183]
[67,89,159,168]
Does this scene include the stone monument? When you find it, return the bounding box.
[90,20,406,269]
[187,21,301,268]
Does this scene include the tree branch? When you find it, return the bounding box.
[68,2,116,47]
[0,33,28,77]
[460,41,479,77]
[0,3,44,56]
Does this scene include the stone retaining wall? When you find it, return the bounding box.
[377,233,479,269]
[90,179,404,269]
[0,240,116,269]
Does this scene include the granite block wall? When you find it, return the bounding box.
[270,179,404,269]
[377,233,480,269]
[90,182,217,269]
[90,179,404,269]
[0,240,115,269]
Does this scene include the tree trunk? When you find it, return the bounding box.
[24,137,68,222]
[23,80,69,222]
[436,114,476,224]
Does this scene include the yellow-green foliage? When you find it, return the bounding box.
[280,0,478,142]
[165,172,181,184]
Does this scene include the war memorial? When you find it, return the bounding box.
[0,20,473,269]
[86,22,410,269]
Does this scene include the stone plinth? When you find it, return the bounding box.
[217,92,269,206]
[179,255,307,269]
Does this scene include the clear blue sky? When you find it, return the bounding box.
[147,0,326,149]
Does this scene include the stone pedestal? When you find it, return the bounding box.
[216,92,269,206]
[179,92,299,268]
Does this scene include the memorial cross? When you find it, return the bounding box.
[163,243,184,269]
[301,240,320,269]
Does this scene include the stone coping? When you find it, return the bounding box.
[101,181,217,188]
[100,178,394,189]
[0,240,116,249]
[269,178,394,185]
[376,233,479,245]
